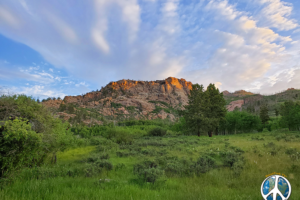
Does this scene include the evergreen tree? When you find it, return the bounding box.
[275,108,279,117]
[183,84,206,136]
[280,101,300,131]
[259,104,270,125]
[203,84,227,137]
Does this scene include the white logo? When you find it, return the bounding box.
[261,175,291,200]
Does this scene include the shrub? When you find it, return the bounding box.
[0,118,42,177]
[285,148,297,155]
[148,127,167,137]
[84,164,101,177]
[115,163,125,171]
[192,155,216,174]
[133,160,164,183]
[232,160,244,176]
[95,160,113,171]
[222,151,241,167]
[103,129,134,145]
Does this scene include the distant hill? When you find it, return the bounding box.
[41,78,300,125]
[42,77,193,126]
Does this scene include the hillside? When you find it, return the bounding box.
[223,88,300,114]
[42,77,192,126]
[42,78,300,125]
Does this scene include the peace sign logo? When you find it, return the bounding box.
[261,175,291,200]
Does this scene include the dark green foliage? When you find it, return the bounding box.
[95,160,113,170]
[58,103,67,112]
[192,155,216,174]
[285,148,298,155]
[126,106,136,112]
[275,108,279,117]
[279,101,300,131]
[170,117,187,133]
[102,128,134,144]
[183,84,206,136]
[133,160,164,183]
[222,151,241,167]
[0,95,75,177]
[151,106,163,114]
[204,84,227,137]
[260,104,270,125]
[148,101,169,107]
[148,127,167,136]
[219,111,261,134]
[111,102,123,108]
[66,104,75,114]
[0,118,42,177]
[114,163,125,171]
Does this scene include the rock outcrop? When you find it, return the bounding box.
[42,77,193,124]
[226,100,244,111]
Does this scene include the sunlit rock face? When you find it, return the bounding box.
[42,77,192,124]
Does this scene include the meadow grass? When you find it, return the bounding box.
[1,131,300,200]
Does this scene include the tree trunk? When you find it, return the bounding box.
[208,131,212,137]
[197,129,200,137]
[215,127,218,135]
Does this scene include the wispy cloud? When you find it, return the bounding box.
[0,0,299,97]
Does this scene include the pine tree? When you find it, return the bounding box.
[275,108,279,117]
[203,84,227,137]
[259,104,270,125]
[183,84,206,136]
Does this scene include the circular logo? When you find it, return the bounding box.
[261,175,291,200]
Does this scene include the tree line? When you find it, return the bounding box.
[182,84,300,136]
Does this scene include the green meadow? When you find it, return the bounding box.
[1,129,299,200]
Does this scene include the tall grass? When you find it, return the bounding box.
[1,131,300,200]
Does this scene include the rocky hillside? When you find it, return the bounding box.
[222,88,300,114]
[42,77,300,125]
[42,77,193,126]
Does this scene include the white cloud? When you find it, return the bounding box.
[75,81,88,87]
[45,12,78,44]
[0,0,299,96]
[0,6,20,28]
[257,0,299,31]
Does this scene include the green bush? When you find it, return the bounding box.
[285,148,298,155]
[133,160,164,183]
[0,118,42,177]
[148,127,167,137]
[103,129,134,145]
[222,151,241,167]
[95,160,113,171]
[192,155,216,174]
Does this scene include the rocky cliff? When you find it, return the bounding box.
[42,77,193,125]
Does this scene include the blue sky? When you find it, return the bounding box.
[0,0,299,99]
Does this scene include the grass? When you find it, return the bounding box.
[1,131,300,200]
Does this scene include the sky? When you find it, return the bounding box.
[0,0,299,99]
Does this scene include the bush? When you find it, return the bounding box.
[222,151,241,167]
[103,129,134,145]
[285,148,298,155]
[192,155,216,174]
[148,127,167,137]
[0,118,42,177]
[95,160,113,171]
[84,163,101,177]
[133,160,164,183]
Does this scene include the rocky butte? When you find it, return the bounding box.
[42,77,193,125]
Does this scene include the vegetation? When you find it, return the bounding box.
[183,83,226,137]
[1,85,300,199]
